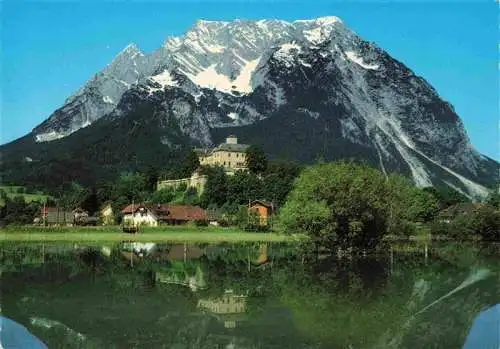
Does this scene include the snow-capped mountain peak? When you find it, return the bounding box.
[27,16,499,199]
[33,16,354,143]
[120,43,143,56]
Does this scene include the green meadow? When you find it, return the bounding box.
[0,225,306,243]
[0,185,52,205]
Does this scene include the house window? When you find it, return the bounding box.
[236,153,239,158]
[224,161,226,166]
[228,153,231,157]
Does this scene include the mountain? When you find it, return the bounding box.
[1,17,498,198]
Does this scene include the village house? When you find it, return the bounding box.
[198,290,247,328]
[438,203,484,223]
[121,203,207,227]
[195,135,249,176]
[248,200,276,226]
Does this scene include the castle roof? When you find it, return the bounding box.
[213,143,249,152]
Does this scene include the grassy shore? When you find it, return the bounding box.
[0,225,306,243]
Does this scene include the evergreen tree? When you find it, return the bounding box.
[245,145,268,174]
[81,188,100,215]
[181,150,201,178]
[145,167,159,192]
[227,171,263,205]
[200,166,228,208]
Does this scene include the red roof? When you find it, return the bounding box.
[122,203,206,221]
[161,205,206,221]
[122,203,147,214]
[250,200,274,209]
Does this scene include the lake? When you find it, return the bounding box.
[1,241,498,349]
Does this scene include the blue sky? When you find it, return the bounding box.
[2,0,498,160]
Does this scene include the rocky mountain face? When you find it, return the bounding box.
[2,17,498,198]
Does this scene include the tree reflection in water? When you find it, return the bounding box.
[0,241,498,348]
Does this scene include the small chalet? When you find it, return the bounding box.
[438,203,484,223]
[73,208,99,226]
[248,200,276,226]
[121,203,207,227]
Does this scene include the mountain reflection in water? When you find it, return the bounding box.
[462,303,500,349]
[0,241,498,348]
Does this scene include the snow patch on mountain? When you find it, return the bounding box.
[299,17,342,44]
[35,131,65,143]
[277,43,301,55]
[151,70,178,88]
[181,55,262,95]
[232,56,262,93]
[294,16,342,26]
[344,51,379,70]
[103,96,114,104]
[274,43,301,67]
[182,65,234,93]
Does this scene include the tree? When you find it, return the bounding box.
[471,207,500,241]
[279,162,412,251]
[262,161,302,206]
[150,188,175,204]
[200,166,228,208]
[81,188,99,215]
[182,187,199,205]
[96,180,114,204]
[245,145,268,174]
[431,207,500,241]
[485,191,500,209]
[145,167,159,192]
[59,182,88,210]
[114,172,147,203]
[0,194,41,226]
[227,171,263,205]
[388,176,440,224]
[181,150,200,178]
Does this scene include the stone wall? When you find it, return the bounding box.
[157,172,208,194]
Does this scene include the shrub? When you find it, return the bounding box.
[280,162,395,251]
[471,207,500,241]
[244,224,270,232]
[388,219,416,237]
[194,219,209,227]
[218,219,230,227]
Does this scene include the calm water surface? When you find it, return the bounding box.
[1,241,498,349]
